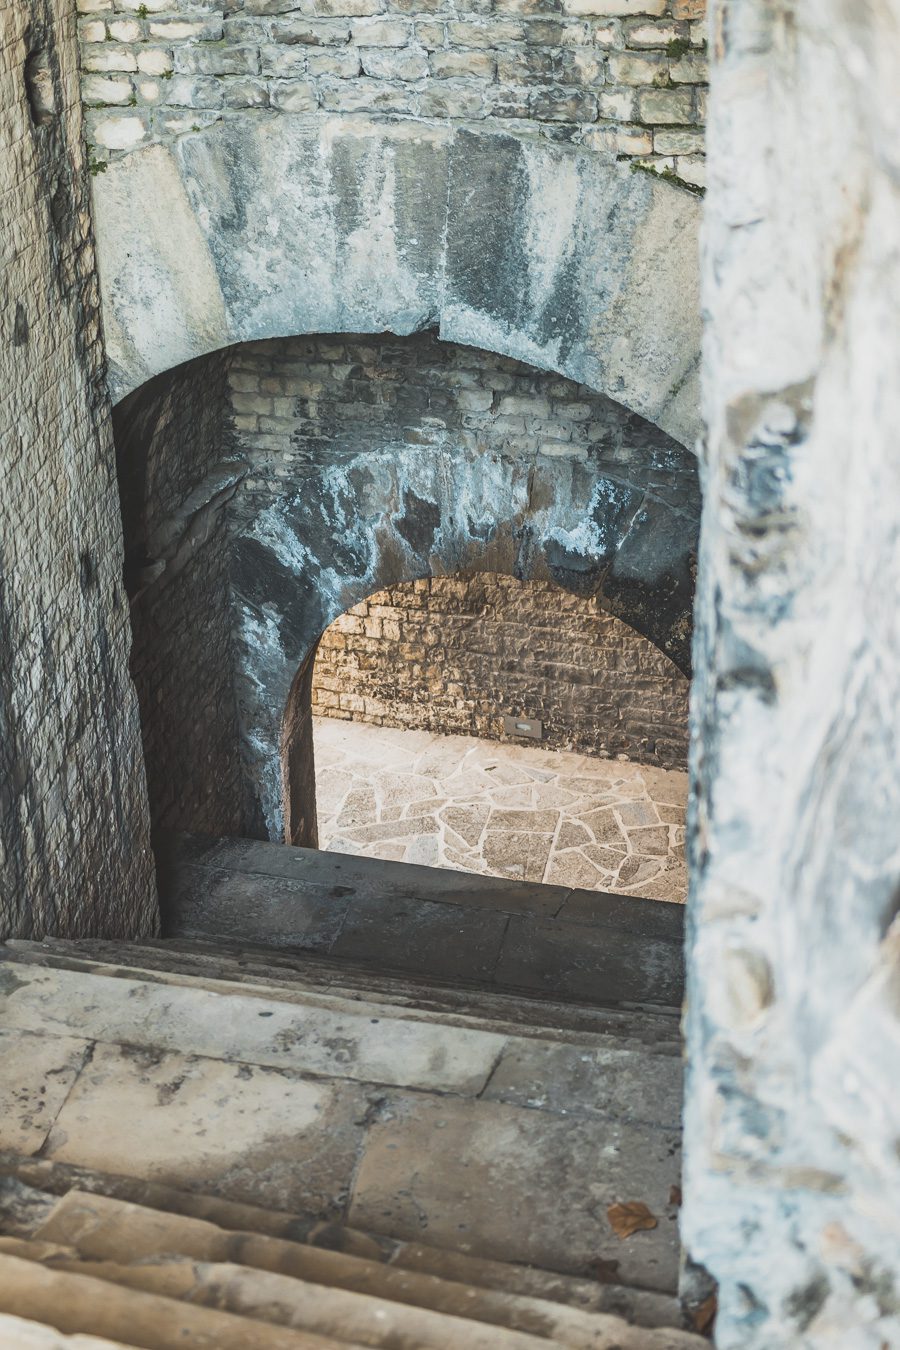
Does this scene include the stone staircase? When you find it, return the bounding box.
[0,835,708,1348]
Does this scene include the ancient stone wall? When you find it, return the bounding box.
[313,574,690,768]
[114,351,245,840]
[684,1,900,1345]
[0,0,156,937]
[77,0,707,188]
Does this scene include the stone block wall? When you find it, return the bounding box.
[76,0,706,187]
[684,1,900,1344]
[313,574,690,768]
[0,0,156,937]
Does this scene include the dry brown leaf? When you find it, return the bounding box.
[669,1184,683,1207]
[692,1293,717,1335]
[607,1200,658,1239]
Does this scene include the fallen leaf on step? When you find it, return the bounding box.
[607,1201,658,1239]
[669,1185,683,1207]
[692,1293,717,1335]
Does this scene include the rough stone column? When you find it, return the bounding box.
[1,0,156,936]
[684,1,900,1345]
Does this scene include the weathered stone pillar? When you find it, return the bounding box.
[684,1,900,1344]
[1,0,156,937]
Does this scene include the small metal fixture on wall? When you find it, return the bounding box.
[502,714,543,741]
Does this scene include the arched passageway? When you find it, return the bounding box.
[114,328,700,855]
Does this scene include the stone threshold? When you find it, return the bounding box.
[159,833,685,1011]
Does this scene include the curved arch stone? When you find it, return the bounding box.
[230,415,699,841]
[93,115,702,448]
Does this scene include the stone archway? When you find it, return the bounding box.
[114,330,700,850]
[95,119,702,450]
[222,333,701,843]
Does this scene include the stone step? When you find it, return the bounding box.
[163,833,685,1010]
[0,955,681,1124]
[0,1186,707,1350]
[5,935,682,1042]
[0,1156,685,1332]
[0,1238,567,1350]
[0,1313,135,1348]
[0,1252,361,1349]
[0,958,684,1292]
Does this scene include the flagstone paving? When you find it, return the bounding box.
[314,719,688,903]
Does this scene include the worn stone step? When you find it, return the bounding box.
[0,1253,360,1350]
[163,834,685,1010]
[0,1313,136,1349]
[0,957,682,1128]
[4,937,681,1043]
[0,1237,570,1350]
[171,833,686,941]
[1,1028,682,1288]
[4,1189,706,1350]
[0,1158,686,1332]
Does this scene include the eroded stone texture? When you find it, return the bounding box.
[313,573,690,768]
[0,0,156,937]
[90,117,702,446]
[683,2,900,1345]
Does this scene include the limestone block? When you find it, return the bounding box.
[148,15,224,39]
[90,112,149,149]
[136,48,174,75]
[106,18,141,41]
[360,46,429,79]
[270,16,351,42]
[431,49,495,78]
[561,0,666,17]
[269,79,318,110]
[350,14,411,44]
[608,48,668,84]
[637,86,693,122]
[81,75,134,106]
[419,82,487,117]
[81,46,138,72]
[652,127,703,154]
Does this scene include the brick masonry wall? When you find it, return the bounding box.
[313,573,690,767]
[228,328,692,492]
[114,351,246,838]
[0,0,156,936]
[76,0,707,189]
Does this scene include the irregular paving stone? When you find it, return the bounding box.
[0,1030,90,1154]
[544,850,611,891]
[349,1093,682,1292]
[42,1042,370,1216]
[481,829,555,883]
[575,807,629,847]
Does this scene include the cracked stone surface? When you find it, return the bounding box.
[315,719,688,904]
